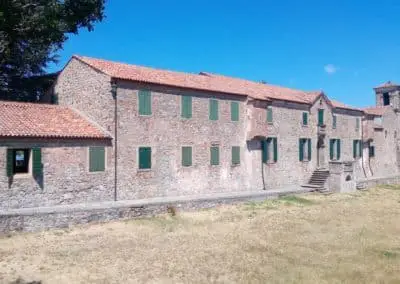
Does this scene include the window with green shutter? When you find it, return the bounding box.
[332,115,337,129]
[6,149,13,177]
[138,90,152,115]
[267,107,273,123]
[262,138,277,163]
[353,140,362,158]
[302,112,308,126]
[32,148,43,176]
[329,139,341,160]
[299,139,311,161]
[356,118,360,131]
[318,109,324,126]
[337,139,341,160]
[261,140,268,163]
[182,146,192,167]
[139,147,152,169]
[209,99,219,120]
[181,96,192,119]
[369,145,375,157]
[231,146,240,165]
[7,149,31,175]
[273,137,278,162]
[210,146,219,165]
[231,101,239,121]
[89,147,105,172]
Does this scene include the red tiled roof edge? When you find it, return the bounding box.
[363,105,392,116]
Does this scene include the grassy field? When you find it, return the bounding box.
[1,186,400,284]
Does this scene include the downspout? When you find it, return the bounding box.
[111,80,118,201]
[261,141,266,190]
[361,117,367,178]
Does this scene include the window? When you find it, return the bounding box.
[181,96,192,119]
[182,146,192,167]
[261,137,278,163]
[353,140,362,158]
[139,147,152,169]
[209,99,219,120]
[299,138,311,161]
[89,147,105,172]
[302,112,308,126]
[318,109,324,126]
[267,107,273,123]
[7,148,42,176]
[329,139,341,160]
[355,118,360,131]
[369,145,375,157]
[332,115,337,129]
[231,146,240,165]
[210,146,220,165]
[383,93,390,106]
[138,90,152,115]
[231,101,239,121]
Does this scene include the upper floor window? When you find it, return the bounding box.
[267,107,273,123]
[332,115,337,129]
[210,145,220,165]
[299,138,311,161]
[318,109,324,126]
[231,101,239,121]
[209,99,219,120]
[262,137,278,163]
[181,96,192,119]
[383,92,390,106]
[355,118,360,131]
[353,140,362,158]
[329,139,341,160]
[302,112,308,126]
[139,147,152,169]
[138,90,152,115]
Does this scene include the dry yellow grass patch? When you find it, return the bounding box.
[1,186,400,284]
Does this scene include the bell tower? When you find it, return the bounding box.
[374,81,400,110]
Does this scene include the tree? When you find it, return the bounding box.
[0,0,105,101]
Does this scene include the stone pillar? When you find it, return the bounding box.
[328,161,356,192]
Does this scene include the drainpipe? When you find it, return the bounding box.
[111,80,118,201]
[361,117,367,178]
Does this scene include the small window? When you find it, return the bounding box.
[12,149,30,174]
[318,109,324,126]
[262,137,278,163]
[231,146,240,165]
[210,146,220,165]
[302,112,308,126]
[355,118,360,131]
[267,107,273,123]
[209,99,219,120]
[330,139,341,160]
[231,101,239,121]
[182,146,192,167]
[181,96,192,119]
[353,140,362,158]
[299,138,311,161]
[138,90,152,115]
[89,147,105,172]
[383,93,390,106]
[139,147,152,169]
[332,115,337,129]
[369,145,375,157]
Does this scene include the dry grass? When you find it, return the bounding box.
[1,186,400,284]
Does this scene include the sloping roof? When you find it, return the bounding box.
[0,101,111,139]
[330,99,363,111]
[374,81,399,89]
[363,105,392,116]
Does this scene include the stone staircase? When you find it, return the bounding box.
[302,168,330,192]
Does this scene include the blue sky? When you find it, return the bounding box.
[49,0,400,107]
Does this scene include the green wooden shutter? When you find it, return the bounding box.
[358,140,362,157]
[299,139,304,161]
[209,99,218,120]
[89,147,105,172]
[32,148,43,176]
[273,138,278,162]
[210,146,219,165]
[231,101,239,121]
[232,146,240,165]
[308,138,312,161]
[139,90,151,115]
[267,107,273,123]
[337,139,341,160]
[318,109,324,126]
[332,115,337,129]
[369,146,375,157]
[182,147,192,166]
[181,96,192,119]
[353,140,357,158]
[261,140,268,163]
[330,139,334,160]
[302,112,308,125]
[139,147,151,169]
[6,149,13,177]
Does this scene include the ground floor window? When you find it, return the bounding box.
[369,145,375,157]
[210,146,220,166]
[262,137,278,163]
[182,146,192,167]
[299,138,311,161]
[330,139,341,160]
[353,140,362,158]
[139,147,152,169]
[7,148,42,177]
[13,149,30,174]
[89,147,105,172]
[231,146,240,165]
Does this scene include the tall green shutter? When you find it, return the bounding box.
[138,90,152,115]
[261,140,268,163]
[181,96,192,119]
[308,138,312,161]
[358,140,362,157]
[210,146,219,165]
[299,139,304,161]
[318,109,324,126]
[182,147,192,167]
[32,148,43,176]
[302,112,308,125]
[89,147,105,172]
[231,102,239,121]
[267,107,273,123]
[232,146,240,165]
[337,139,341,160]
[6,149,13,177]
[273,138,278,162]
[330,139,334,160]
[139,147,151,169]
[353,140,357,158]
[209,99,219,120]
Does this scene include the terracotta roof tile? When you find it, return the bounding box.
[330,99,362,111]
[0,101,111,139]
[363,105,391,116]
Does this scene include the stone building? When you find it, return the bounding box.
[0,55,399,209]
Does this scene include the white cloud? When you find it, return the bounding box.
[324,64,339,74]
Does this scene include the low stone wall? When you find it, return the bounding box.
[0,187,309,233]
[356,175,400,189]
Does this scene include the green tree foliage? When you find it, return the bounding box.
[0,0,105,101]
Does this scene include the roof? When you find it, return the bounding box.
[363,105,392,116]
[330,99,363,112]
[374,81,399,89]
[0,101,111,139]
